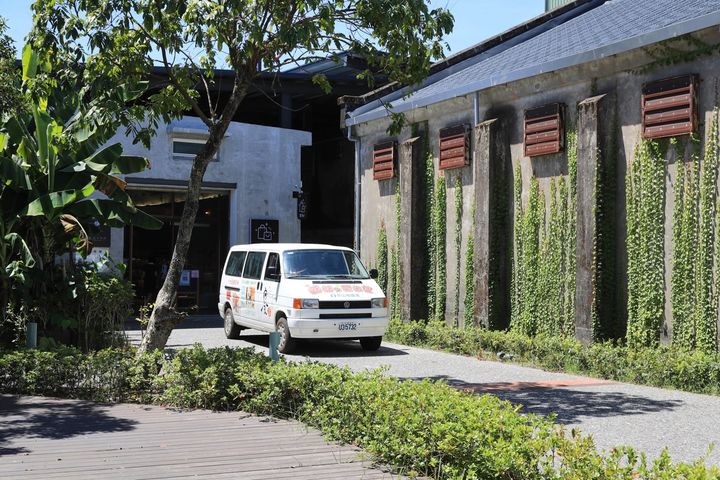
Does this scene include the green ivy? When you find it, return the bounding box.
[433,175,447,321]
[694,113,719,353]
[425,152,436,319]
[390,183,401,319]
[626,139,666,349]
[464,200,476,326]
[453,176,463,324]
[376,222,388,294]
[513,177,542,336]
[564,130,578,337]
[511,164,523,329]
[671,136,698,349]
[511,132,577,338]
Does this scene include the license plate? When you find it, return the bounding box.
[338,322,358,331]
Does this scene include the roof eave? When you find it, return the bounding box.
[346,9,720,127]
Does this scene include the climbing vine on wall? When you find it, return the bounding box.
[626,139,666,349]
[513,177,543,336]
[432,176,447,321]
[464,200,476,326]
[693,113,719,353]
[671,136,699,350]
[511,130,577,338]
[563,130,578,337]
[453,176,463,324]
[390,183,401,319]
[425,152,436,319]
[376,222,388,294]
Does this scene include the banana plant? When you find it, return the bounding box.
[0,46,161,320]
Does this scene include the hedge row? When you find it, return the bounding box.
[385,319,720,395]
[1,346,718,479]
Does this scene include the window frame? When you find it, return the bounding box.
[224,251,247,277]
[172,137,219,162]
[242,252,267,280]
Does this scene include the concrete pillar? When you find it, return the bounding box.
[575,93,612,344]
[399,136,427,321]
[473,118,511,329]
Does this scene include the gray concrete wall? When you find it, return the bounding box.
[106,116,311,263]
[354,26,720,337]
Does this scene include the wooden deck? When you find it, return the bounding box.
[0,394,402,479]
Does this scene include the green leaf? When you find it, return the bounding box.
[82,143,123,170]
[0,156,31,190]
[112,155,149,174]
[21,44,38,81]
[69,199,163,230]
[4,232,35,269]
[24,184,95,218]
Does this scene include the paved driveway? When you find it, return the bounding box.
[127,316,720,467]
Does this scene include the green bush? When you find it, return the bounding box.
[386,319,720,396]
[1,345,719,479]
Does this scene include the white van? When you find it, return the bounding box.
[218,243,389,353]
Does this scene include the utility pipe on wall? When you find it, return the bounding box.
[347,125,362,255]
[473,91,480,127]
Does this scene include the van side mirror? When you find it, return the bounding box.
[369,269,378,279]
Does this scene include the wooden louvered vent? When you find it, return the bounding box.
[642,74,697,139]
[372,141,396,180]
[439,124,470,170]
[524,103,564,157]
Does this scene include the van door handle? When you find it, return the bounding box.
[257,281,261,290]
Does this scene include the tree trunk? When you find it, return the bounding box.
[139,80,248,354]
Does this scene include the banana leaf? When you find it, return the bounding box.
[23,184,95,217]
[69,198,163,230]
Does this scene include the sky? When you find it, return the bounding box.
[2,0,545,59]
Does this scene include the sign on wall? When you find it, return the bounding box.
[251,219,279,243]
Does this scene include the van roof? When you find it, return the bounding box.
[228,243,355,253]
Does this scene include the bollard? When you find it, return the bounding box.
[268,331,280,361]
[26,322,37,349]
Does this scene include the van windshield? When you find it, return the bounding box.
[283,249,370,279]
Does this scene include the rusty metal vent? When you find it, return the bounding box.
[439,124,470,170]
[642,74,697,139]
[372,141,396,180]
[524,103,564,157]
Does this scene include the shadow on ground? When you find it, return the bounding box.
[0,395,137,456]
[237,334,409,358]
[410,376,684,424]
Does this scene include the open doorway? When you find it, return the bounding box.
[124,189,230,312]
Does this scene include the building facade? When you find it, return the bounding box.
[343,0,720,346]
[104,116,310,309]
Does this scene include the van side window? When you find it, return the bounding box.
[242,252,266,280]
[225,251,247,276]
[264,253,281,282]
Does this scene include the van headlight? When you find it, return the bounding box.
[371,298,387,308]
[293,298,319,309]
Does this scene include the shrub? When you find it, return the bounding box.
[1,345,719,479]
[386,319,720,396]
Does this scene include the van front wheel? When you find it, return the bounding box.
[276,317,296,354]
[360,336,382,351]
[224,308,241,339]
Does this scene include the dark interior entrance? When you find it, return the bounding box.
[124,189,230,312]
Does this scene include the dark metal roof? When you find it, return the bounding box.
[346,0,720,127]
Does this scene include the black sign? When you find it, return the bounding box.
[251,219,279,243]
[293,191,308,220]
[87,219,111,247]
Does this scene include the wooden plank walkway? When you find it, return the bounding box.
[0,394,403,479]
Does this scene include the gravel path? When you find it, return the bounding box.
[126,316,720,466]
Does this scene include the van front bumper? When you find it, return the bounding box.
[286,316,388,339]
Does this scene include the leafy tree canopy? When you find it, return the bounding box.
[30,0,454,353]
[0,17,24,119]
[31,0,454,143]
